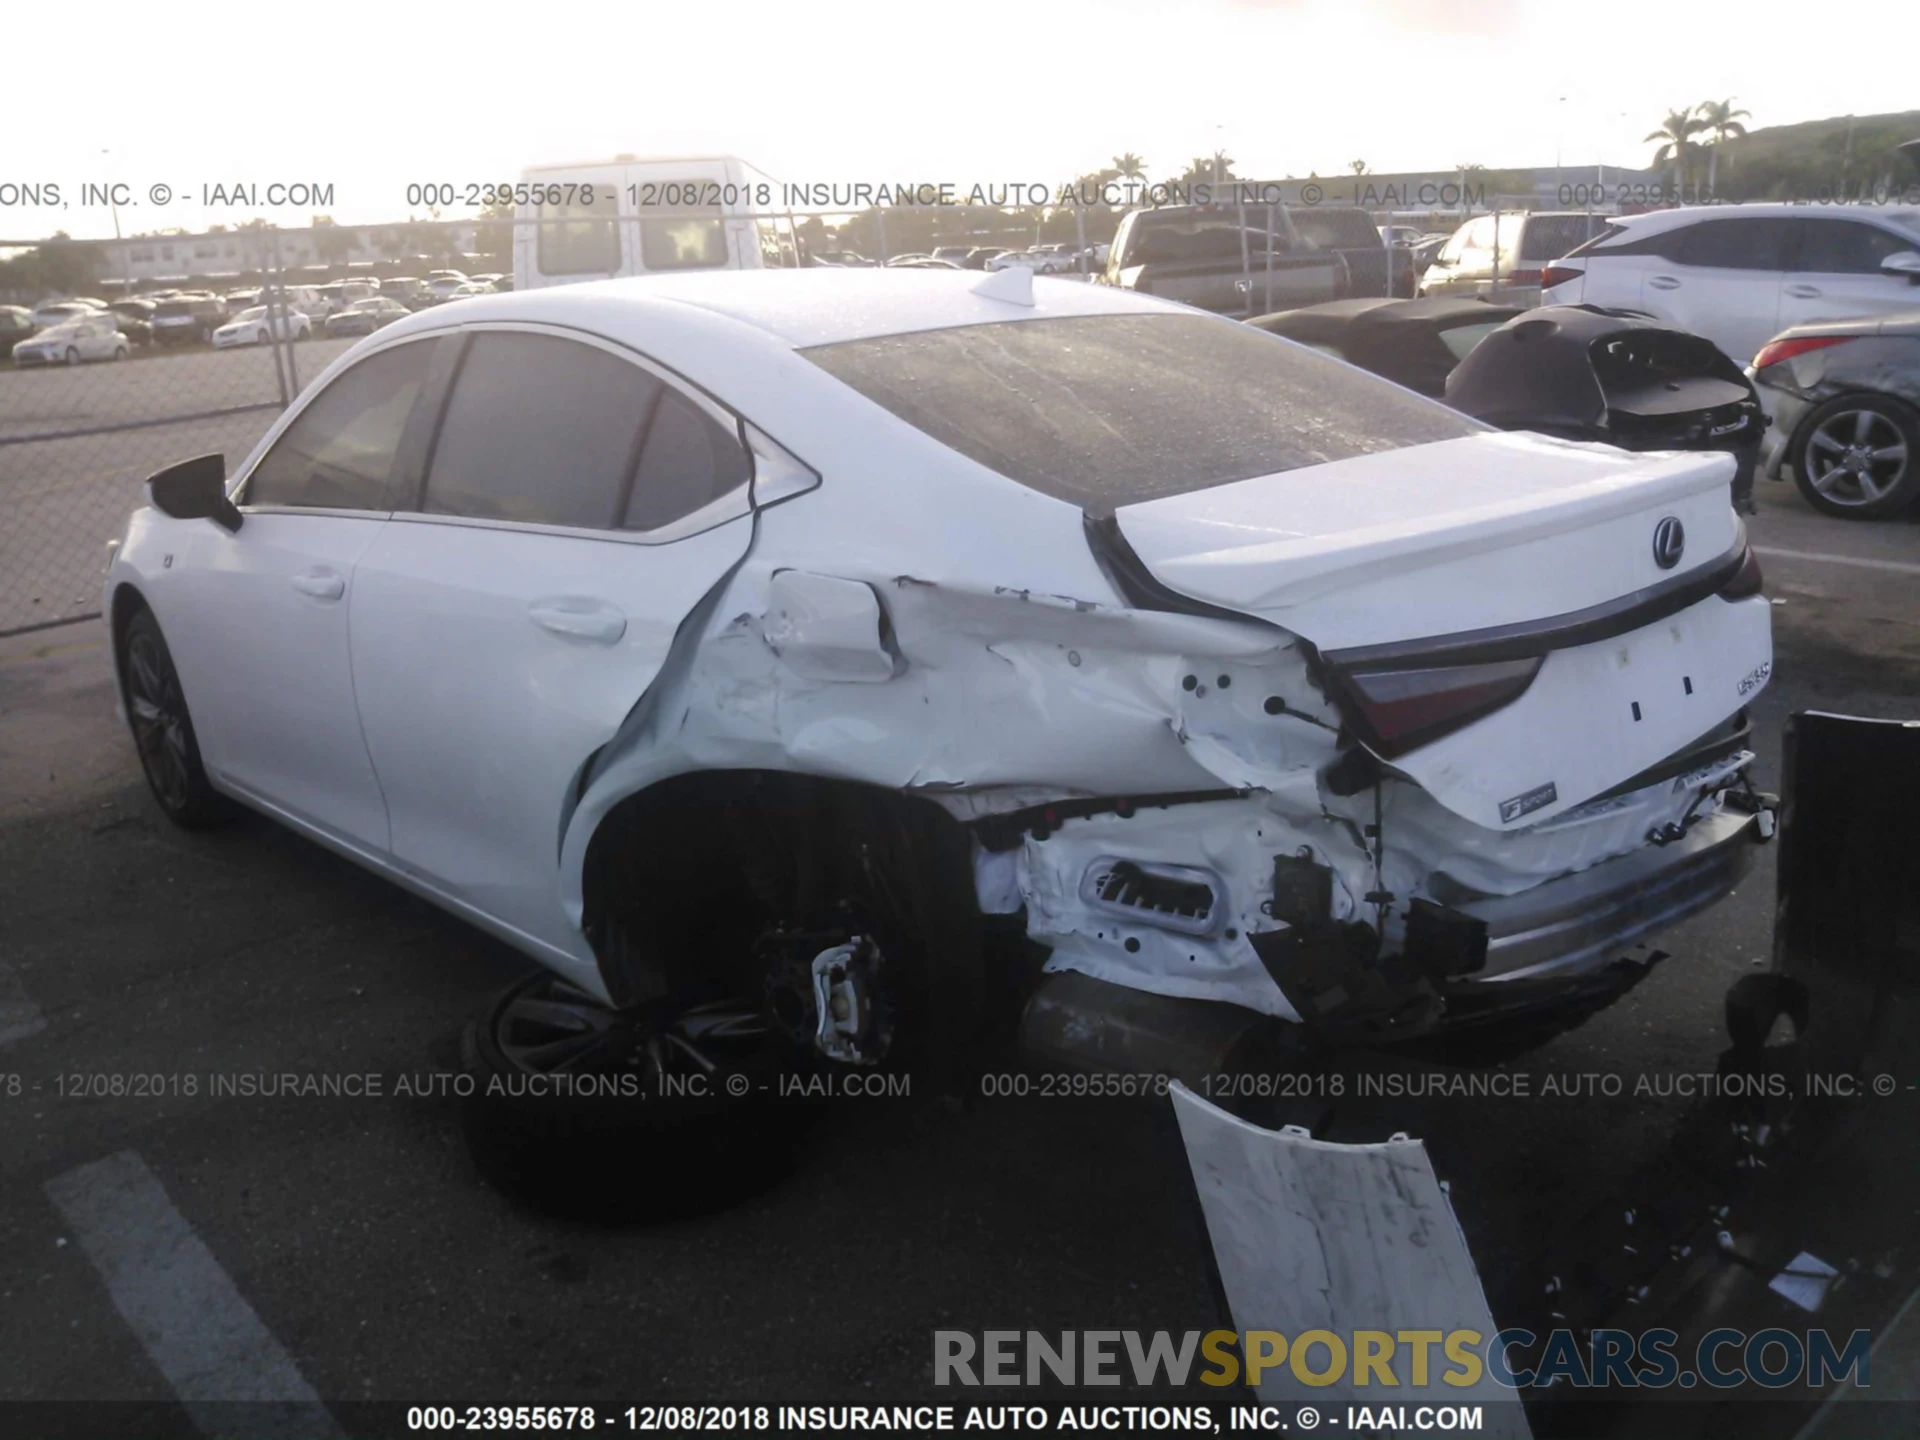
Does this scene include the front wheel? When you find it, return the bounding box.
[1790,393,1919,519]
[119,606,228,829]
[64,347,79,366]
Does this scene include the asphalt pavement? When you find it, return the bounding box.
[0,476,1917,1434]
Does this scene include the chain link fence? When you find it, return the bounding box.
[1,195,1594,638]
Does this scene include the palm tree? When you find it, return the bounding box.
[1112,153,1147,182]
[1696,99,1751,198]
[1645,108,1705,198]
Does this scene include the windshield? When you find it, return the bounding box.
[233,307,268,323]
[803,314,1480,512]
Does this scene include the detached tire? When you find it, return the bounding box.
[459,971,808,1222]
[1789,393,1920,519]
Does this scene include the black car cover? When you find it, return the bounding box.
[1444,305,1756,438]
[1251,296,1523,397]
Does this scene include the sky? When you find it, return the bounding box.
[6,0,1917,241]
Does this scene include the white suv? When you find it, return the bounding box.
[1540,203,1920,367]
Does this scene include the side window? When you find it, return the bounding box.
[244,340,435,511]
[423,333,660,528]
[536,185,621,277]
[639,215,730,271]
[1794,221,1913,274]
[1676,218,1792,270]
[622,389,752,532]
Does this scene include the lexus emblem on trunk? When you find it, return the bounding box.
[1652,516,1686,570]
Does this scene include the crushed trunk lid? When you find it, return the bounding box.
[1109,430,1772,830]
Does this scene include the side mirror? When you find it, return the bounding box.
[148,453,242,532]
[1880,250,1920,283]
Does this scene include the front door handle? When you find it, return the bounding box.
[1785,283,1822,298]
[1648,275,1681,290]
[290,569,345,601]
[529,599,627,644]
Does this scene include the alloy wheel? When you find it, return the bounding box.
[125,628,192,811]
[1804,406,1910,508]
[492,974,771,1085]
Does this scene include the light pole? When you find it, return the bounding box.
[102,148,132,296]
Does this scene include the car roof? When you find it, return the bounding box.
[1607,202,1920,235]
[385,268,1174,351]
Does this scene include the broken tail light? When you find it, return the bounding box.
[1332,656,1545,758]
[1751,334,1853,371]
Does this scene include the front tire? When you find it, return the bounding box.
[1790,393,1919,519]
[119,606,228,829]
[64,347,79,366]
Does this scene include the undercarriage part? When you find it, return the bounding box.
[1246,920,1441,1043]
[1265,851,1334,930]
[1017,969,1295,1089]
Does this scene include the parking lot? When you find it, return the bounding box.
[0,338,358,635]
[2,460,1917,1431]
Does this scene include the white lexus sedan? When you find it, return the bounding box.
[104,267,1776,1149]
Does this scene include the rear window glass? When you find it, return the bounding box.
[1124,215,1290,265]
[803,314,1480,512]
[1291,210,1382,249]
[1520,214,1609,261]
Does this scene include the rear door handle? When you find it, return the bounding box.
[290,569,345,601]
[1648,275,1681,290]
[1785,284,1822,298]
[528,598,627,644]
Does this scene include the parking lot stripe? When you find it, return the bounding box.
[0,962,45,1047]
[44,1151,342,1439]
[1753,546,1920,577]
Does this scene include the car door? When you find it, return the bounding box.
[1778,218,1920,333]
[80,318,113,359]
[347,326,757,955]
[154,335,446,850]
[1641,216,1792,364]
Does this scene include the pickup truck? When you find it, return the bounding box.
[1098,204,1348,316]
[1290,205,1419,299]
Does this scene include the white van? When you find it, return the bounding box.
[512,155,799,292]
